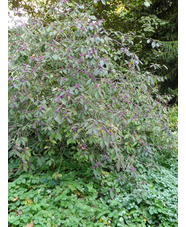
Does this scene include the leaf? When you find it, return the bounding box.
[55,133,62,141]
[38,134,42,141]
[23,163,28,172]
[100,140,105,149]
[105,135,110,147]
[156,43,160,47]
[13,84,18,89]
[86,79,92,85]
[53,172,62,180]
[137,197,142,204]
[68,2,74,7]
[101,0,106,5]
[53,54,58,60]
[73,133,79,141]
[163,64,168,70]
[152,42,156,48]
[33,197,38,203]
[100,60,104,66]
[116,160,120,172]
[50,140,57,144]
[25,199,33,206]
[110,190,114,199]
[93,128,99,136]
[75,89,78,94]
[12,196,18,201]
[94,68,100,76]
[17,210,22,215]
[144,1,150,7]
[55,114,63,124]
[95,92,99,99]
[67,138,75,145]
[37,158,43,167]
[25,220,34,227]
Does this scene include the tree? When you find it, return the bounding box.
[73,0,178,104]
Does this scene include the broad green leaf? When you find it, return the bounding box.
[101,0,106,5]
[55,115,63,124]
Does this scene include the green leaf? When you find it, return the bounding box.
[55,133,62,141]
[137,197,142,204]
[144,1,150,7]
[38,134,42,141]
[110,190,114,199]
[152,42,156,48]
[86,79,92,85]
[94,68,100,76]
[101,0,106,5]
[73,133,79,141]
[100,140,105,149]
[93,128,99,136]
[68,2,74,7]
[95,92,99,99]
[13,84,18,89]
[23,163,28,172]
[34,197,38,203]
[67,138,75,145]
[55,114,63,124]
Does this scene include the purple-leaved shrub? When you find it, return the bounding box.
[8,0,177,173]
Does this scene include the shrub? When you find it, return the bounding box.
[8,0,177,173]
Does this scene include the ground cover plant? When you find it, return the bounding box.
[8,157,177,226]
[8,0,178,226]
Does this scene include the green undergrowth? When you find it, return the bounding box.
[8,158,178,227]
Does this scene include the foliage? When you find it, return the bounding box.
[84,0,178,104]
[152,0,178,104]
[9,0,178,104]
[163,105,178,133]
[8,1,178,226]
[8,0,177,175]
[8,158,178,226]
